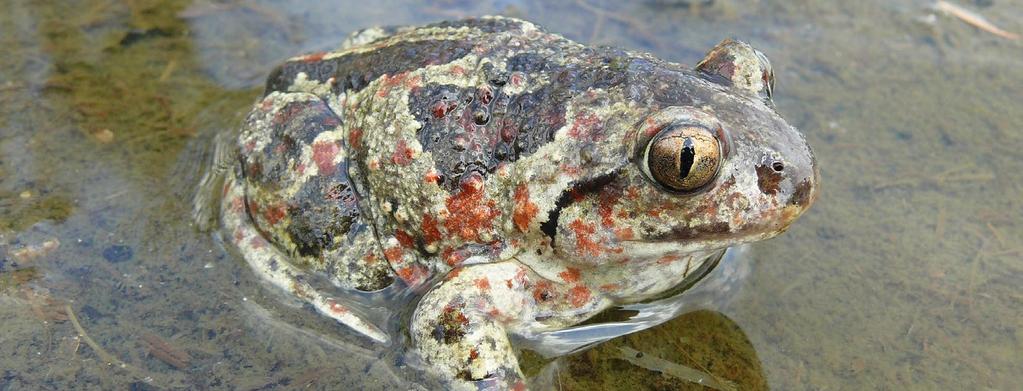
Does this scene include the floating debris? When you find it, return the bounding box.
[23,288,68,323]
[92,128,115,143]
[141,332,192,370]
[9,238,60,263]
[618,346,736,391]
[0,268,40,291]
[934,1,1020,40]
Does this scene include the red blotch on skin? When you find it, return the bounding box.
[657,255,680,265]
[443,247,466,267]
[509,72,524,87]
[312,141,340,176]
[558,267,581,283]
[505,279,514,289]
[447,267,463,281]
[474,278,490,291]
[348,128,363,149]
[363,253,378,264]
[597,186,622,227]
[230,197,245,213]
[512,185,538,232]
[500,120,518,143]
[569,219,623,257]
[532,280,554,302]
[569,219,604,257]
[325,299,349,315]
[644,123,664,138]
[396,265,428,285]
[599,283,621,292]
[274,142,288,154]
[569,286,591,308]
[450,65,465,76]
[431,101,449,119]
[395,230,415,248]
[383,246,403,263]
[300,51,326,62]
[568,112,604,141]
[514,268,529,285]
[247,199,261,216]
[421,213,443,245]
[259,99,274,112]
[404,75,422,91]
[377,72,409,97]
[249,236,267,249]
[424,170,441,185]
[262,203,287,225]
[626,187,641,200]
[468,348,479,361]
[477,86,493,104]
[613,227,634,240]
[487,308,501,317]
[392,139,415,166]
[444,173,499,242]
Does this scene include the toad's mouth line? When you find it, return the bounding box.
[541,171,620,243]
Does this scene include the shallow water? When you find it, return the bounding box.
[2,0,1021,389]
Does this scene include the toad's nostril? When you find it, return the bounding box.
[772,161,784,172]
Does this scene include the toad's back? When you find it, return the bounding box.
[262,17,643,191]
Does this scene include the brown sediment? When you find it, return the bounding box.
[141,332,192,370]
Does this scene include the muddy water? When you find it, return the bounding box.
[2,0,1020,389]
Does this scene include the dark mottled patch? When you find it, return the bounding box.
[625,58,700,108]
[243,99,340,186]
[433,302,470,344]
[241,99,371,265]
[285,171,360,256]
[789,177,815,206]
[410,49,630,191]
[669,221,731,240]
[755,163,783,195]
[102,245,133,263]
[265,39,474,96]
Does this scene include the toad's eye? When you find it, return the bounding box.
[644,125,721,192]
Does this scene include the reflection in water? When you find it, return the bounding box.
[531,309,767,390]
[2,0,1022,389]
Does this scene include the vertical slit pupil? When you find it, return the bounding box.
[679,137,696,179]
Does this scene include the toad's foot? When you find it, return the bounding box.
[411,261,613,390]
[221,175,389,343]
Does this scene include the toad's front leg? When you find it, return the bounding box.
[411,261,611,390]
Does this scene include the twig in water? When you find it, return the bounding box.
[66,304,132,369]
[618,346,736,391]
[934,1,1020,40]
